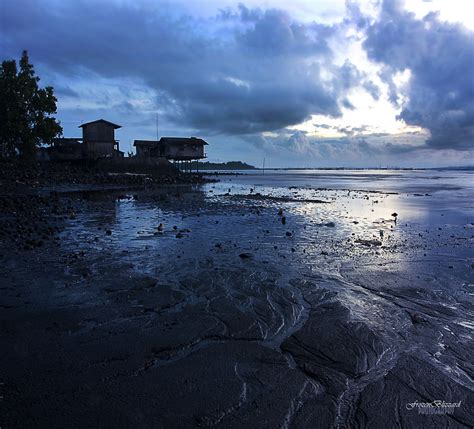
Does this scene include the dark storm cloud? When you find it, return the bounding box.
[364,0,474,150]
[0,0,360,135]
[237,9,334,56]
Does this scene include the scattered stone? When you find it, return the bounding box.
[239,252,252,259]
[408,312,427,325]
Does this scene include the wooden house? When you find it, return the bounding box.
[133,137,208,160]
[79,119,124,158]
[159,137,208,160]
[134,140,162,158]
[50,138,84,161]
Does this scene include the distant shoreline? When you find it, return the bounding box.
[197,161,256,170]
[202,166,474,172]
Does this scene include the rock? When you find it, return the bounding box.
[239,252,252,259]
[175,232,183,238]
[286,231,292,237]
[281,216,286,225]
[324,222,335,227]
[278,208,283,216]
[106,230,112,235]
[408,312,427,325]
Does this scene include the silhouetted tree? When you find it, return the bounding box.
[0,50,62,159]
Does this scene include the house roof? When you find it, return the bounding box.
[78,119,122,129]
[133,140,160,147]
[159,137,209,146]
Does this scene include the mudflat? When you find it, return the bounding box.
[1,168,473,427]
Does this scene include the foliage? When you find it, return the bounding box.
[196,161,256,170]
[0,50,62,159]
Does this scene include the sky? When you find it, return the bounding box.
[1,0,473,167]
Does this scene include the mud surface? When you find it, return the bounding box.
[1,169,473,427]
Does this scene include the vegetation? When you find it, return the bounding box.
[0,50,62,159]
[197,161,256,170]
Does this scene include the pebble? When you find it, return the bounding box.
[239,253,252,259]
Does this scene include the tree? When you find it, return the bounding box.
[0,50,62,159]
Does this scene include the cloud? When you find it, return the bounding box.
[364,0,474,150]
[1,0,472,164]
[0,0,364,136]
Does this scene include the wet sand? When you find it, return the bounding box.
[1,170,473,427]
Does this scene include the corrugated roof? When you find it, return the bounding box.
[159,137,208,146]
[133,140,160,147]
[79,119,121,129]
